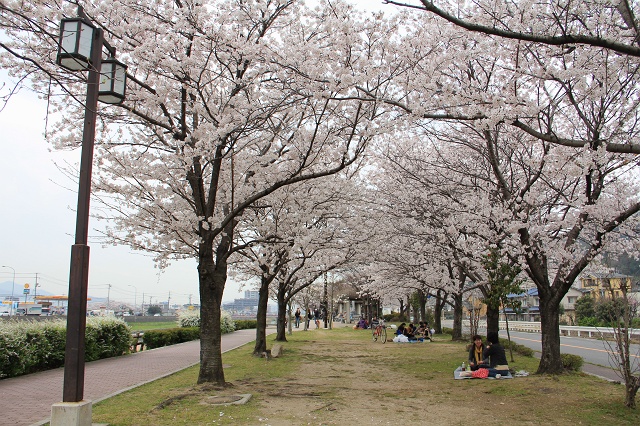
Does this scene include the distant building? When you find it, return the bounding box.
[578,272,634,300]
[222,290,259,313]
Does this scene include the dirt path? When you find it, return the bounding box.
[226,329,477,425]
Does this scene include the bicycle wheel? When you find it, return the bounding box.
[380,327,387,343]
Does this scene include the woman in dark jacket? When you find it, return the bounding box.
[468,335,488,370]
[483,331,508,368]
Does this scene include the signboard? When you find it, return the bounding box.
[23,288,30,294]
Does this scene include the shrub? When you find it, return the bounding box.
[144,327,200,349]
[84,317,131,361]
[561,353,584,372]
[0,317,130,379]
[234,319,257,330]
[502,338,535,357]
[145,310,234,349]
[577,317,601,327]
[221,311,236,334]
[176,309,235,331]
[177,310,201,328]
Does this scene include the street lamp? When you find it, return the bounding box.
[53,5,127,420]
[1,266,15,316]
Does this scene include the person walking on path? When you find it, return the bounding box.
[306,309,313,329]
[314,307,321,329]
[294,308,301,328]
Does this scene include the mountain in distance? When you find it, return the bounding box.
[0,280,56,299]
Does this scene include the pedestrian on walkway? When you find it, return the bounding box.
[314,307,321,329]
[294,308,301,328]
[307,310,313,328]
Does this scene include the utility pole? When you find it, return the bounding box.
[188,294,192,306]
[106,284,112,309]
[34,273,39,303]
[167,291,171,315]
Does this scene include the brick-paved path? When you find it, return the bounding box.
[0,328,267,426]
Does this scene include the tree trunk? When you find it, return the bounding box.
[275,292,288,342]
[485,304,500,337]
[433,291,445,333]
[505,311,514,362]
[252,276,270,356]
[418,290,426,322]
[625,380,639,408]
[537,294,564,374]
[197,239,227,385]
[451,292,464,340]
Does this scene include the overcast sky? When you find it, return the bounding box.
[0,0,399,308]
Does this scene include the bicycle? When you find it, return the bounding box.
[371,319,387,344]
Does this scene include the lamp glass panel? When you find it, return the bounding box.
[113,65,126,95]
[99,62,114,92]
[77,21,94,61]
[60,21,79,54]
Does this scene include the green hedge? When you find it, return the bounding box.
[144,316,242,349]
[501,338,535,357]
[234,319,257,330]
[0,317,131,379]
[143,327,200,349]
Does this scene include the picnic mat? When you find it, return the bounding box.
[453,368,513,379]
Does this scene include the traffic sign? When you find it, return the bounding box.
[23,288,30,294]
[24,283,30,289]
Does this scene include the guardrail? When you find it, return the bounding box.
[466,320,640,339]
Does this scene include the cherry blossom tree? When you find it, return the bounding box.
[369,0,640,374]
[0,0,404,385]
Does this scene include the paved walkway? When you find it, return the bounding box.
[0,328,269,426]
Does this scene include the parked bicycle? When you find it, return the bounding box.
[372,318,387,343]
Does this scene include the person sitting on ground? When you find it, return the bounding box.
[357,317,368,329]
[468,334,489,371]
[396,322,406,335]
[404,323,417,341]
[424,322,434,341]
[483,331,509,371]
[416,322,427,339]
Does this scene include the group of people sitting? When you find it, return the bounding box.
[395,322,434,342]
[461,331,509,378]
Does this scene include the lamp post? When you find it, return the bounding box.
[1,266,15,316]
[54,5,126,414]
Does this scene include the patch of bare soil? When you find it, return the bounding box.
[220,329,480,425]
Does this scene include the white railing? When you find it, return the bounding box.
[464,320,640,338]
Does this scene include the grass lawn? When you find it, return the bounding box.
[91,327,640,425]
[124,321,179,332]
